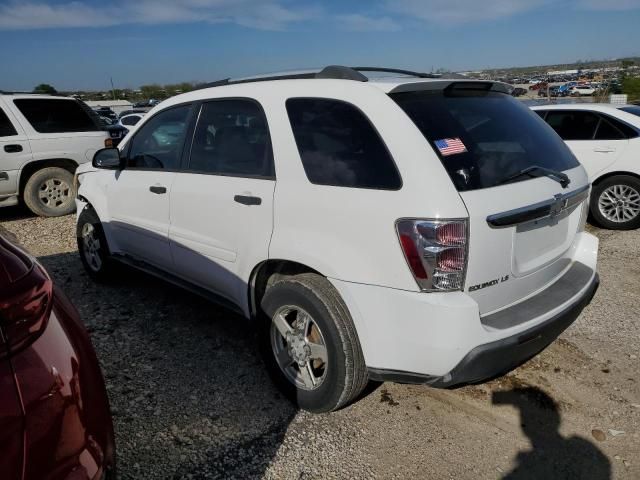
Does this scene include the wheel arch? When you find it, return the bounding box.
[18,158,79,195]
[592,170,640,187]
[248,259,323,320]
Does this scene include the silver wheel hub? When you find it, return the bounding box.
[270,306,328,391]
[286,331,311,366]
[598,184,640,223]
[39,178,72,209]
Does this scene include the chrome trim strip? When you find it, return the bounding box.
[487,184,590,228]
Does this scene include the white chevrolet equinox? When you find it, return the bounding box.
[75,66,600,413]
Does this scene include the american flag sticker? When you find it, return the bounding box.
[434,138,467,156]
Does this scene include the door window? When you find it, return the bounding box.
[544,111,599,140]
[0,108,17,137]
[188,100,273,178]
[126,105,191,170]
[286,98,401,190]
[13,99,101,133]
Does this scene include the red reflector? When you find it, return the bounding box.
[399,234,428,279]
[104,138,113,148]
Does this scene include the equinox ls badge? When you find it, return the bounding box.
[469,275,510,292]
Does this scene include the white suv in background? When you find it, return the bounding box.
[0,94,109,216]
[75,66,599,412]
[533,104,640,229]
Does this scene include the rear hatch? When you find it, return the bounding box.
[392,84,590,314]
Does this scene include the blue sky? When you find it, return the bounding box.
[1,0,639,91]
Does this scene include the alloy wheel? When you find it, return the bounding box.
[270,305,328,391]
[81,223,102,272]
[38,177,73,210]
[598,184,640,223]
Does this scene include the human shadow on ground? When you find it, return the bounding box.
[493,387,610,480]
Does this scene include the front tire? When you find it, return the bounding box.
[259,273,368,413]
[23,167,76,217]
[590,175,640,230]
[77,207,116,281]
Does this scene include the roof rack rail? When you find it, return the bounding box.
[199,65,440,89]
[352,67,442,79]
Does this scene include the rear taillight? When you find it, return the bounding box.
[0,248,53,358]
[396,219,468,291]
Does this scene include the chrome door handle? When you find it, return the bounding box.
[593,147,615,153]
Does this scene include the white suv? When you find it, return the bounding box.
[75,66,599,412]
[0,93,109,216]
[532,104,640,229]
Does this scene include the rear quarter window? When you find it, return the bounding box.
[0,107,17,137]
[391,89,579,191]
[13,98,101,133]
[286,98,402,190]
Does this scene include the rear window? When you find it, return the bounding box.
[286,98,402,190]
[13,98,101,133]
[619,106,640,117]
[391,89,579,191]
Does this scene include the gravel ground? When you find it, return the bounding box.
[1,206,638,479]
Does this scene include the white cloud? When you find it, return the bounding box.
[383,0,640,24]
[383,0,550,24]
[336,13,401,32]
[0,0,317,31]
[577,0,640,10]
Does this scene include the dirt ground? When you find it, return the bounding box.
[1,205,638,479]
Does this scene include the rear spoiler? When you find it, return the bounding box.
[389,81,512,95]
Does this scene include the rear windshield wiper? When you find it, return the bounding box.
[497,166,570,188]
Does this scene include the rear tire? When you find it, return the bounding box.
[590,175,640,230]
[258,273,368,413]
[23,167,76,217]
[77,207,116,281]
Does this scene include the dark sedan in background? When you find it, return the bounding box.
[0,229,115,480]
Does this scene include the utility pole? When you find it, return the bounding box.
[110,77,116,100]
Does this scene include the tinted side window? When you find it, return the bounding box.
[545,111,599,140]
[286,99,401,190]
[0,108,17,137]
[595,115,638,140]
[13,99,100,133]
[188,100,273,177]
[594,117,625,140]
[127,105,191,170]
[534,110,547,120]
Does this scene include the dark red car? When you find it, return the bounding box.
[0,231,115,480]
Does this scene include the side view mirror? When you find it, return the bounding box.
[93,147,123,170]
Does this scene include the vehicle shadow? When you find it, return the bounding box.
[493,387,611,480]
[37,250,297,479]
[0,205,36,222]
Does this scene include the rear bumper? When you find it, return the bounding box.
[368,272,599,387]
[330,231,599,383]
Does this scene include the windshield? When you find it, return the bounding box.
[390,88,579,191]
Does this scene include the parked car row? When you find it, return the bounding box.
[4,65,629,477]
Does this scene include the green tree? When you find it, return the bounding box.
[622,77,640,101]
[33,83,57,94]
